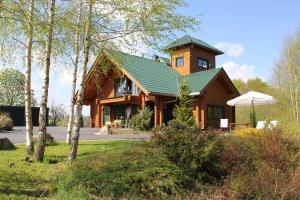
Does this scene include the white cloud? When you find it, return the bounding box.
[214,42,245,57]
[220,61,256,81]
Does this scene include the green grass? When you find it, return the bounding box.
[53,143,185,200]
[0,140,135,199]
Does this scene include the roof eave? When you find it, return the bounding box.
[163,42,224,55]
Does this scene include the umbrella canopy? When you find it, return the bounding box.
[227,91,277,106]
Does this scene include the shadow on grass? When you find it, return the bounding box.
[45,155,66,164]
[0,188,49,198]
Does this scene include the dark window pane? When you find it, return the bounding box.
[197,58,209,68]
[207,105,225,120]
[176,57,184,67]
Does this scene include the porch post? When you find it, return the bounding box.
[97,104,102,127]
[198,95,205,129]
[154,96,159,127]
[159,99,164,126]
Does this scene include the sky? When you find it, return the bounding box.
[1,0,300,115]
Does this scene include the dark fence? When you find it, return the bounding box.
[0,106,49,126]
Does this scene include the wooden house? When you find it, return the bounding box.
[83,35,239,129]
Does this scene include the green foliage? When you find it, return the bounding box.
[0,68,25,106]
[0,112,13,131]
[232,77,270,95]
[153,120,225,185]
[0,140,135,199]
[219,128,300,199]
[54,143,186,199]
[130,106,153,131]
[173,78,195,127]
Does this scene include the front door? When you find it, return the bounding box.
[103,106,110,125]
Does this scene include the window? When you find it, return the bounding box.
[131,82,140,96]
[176,56,184,67]
[114,78,126,96]
[114,77,140,96]
[197,58,209,68]
[207,105,225,120]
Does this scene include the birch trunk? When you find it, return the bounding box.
[66,0,82,144]
[287,48,296,121]
[25,0,35,161]
[68,0,93,161]
[292,49,299,123]
[34,0,55,162]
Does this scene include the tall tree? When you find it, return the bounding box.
[66,0,83,144]
[25,0,35,161]
[68,0,93,161]
[173,78,195,127]
[34,0,56,162]
[272,29,300,124]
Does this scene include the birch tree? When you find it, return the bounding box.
[25,0,35,161]
[34,0,56,162]
[0,0,45,160]
[272,29,300,123]
[68,0,93,161]
[66,0,83,144]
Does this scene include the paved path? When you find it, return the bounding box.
[0,127,151,144]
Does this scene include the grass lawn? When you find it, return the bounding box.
[0,140,135,199]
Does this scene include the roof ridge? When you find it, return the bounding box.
[185,67,222,77]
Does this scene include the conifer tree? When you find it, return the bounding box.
[173,78,195,127]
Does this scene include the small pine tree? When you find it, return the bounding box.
[173,78,195,127]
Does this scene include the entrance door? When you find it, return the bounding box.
[103,106,110,125]
[164,102,175,124]
[145,101,154,128]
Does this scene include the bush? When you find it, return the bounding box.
[153,120,225,185]
[130,106,153,131]
[220,128,300,199]
[0,112,13,131]
[232,128,262,137]
[33,133,57,146]
[54,143,186,199]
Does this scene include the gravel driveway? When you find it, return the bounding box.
[0,126,151,144]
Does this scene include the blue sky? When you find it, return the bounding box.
[180,0,300,81]
[1,0,300,115]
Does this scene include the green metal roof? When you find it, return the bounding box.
[164,35,224,55]
[102,49,223,96]
[186,68,222,93]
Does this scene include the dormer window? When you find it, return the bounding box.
[175,56,184,67]
[197,58,209,68]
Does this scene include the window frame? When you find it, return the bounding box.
[175,56,184,67]
[197,57,209,69]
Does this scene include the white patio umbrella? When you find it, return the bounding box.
[227,91,277,106]
[227,91,277,127]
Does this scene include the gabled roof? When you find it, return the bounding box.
[186,68,223,93]
[104,49,181,96]
[164,35,224,55]
[87,49,233,97]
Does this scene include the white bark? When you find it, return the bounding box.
[25,0,35,161]
[68,0,93,161]
[35,0,56,162]
[287,48,297,121]
[66,0,82,144]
